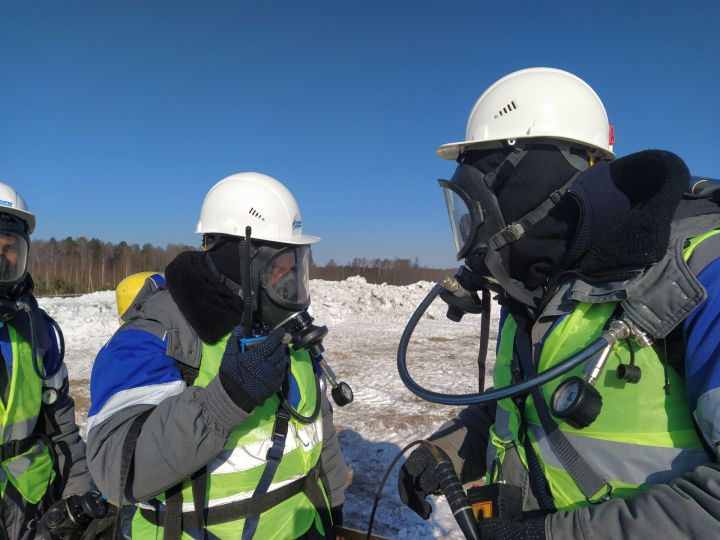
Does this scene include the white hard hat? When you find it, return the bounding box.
[195,172,319,245]
[0,182,35,234]
[437,67,614,160]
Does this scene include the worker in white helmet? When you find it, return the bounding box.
[398,68,720,539]
[87,173,351,539]
[0,182,105,539]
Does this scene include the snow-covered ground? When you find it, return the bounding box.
[38,276,500,539]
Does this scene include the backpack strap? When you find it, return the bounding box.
[112,409,153,539]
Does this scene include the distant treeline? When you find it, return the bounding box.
[27,238,456,295]
[310,257,456,285]
[28,238,196,295]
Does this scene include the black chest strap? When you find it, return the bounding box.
[514,328,612,505]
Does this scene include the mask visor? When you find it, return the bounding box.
[0,231,28,283]
[439,180,484,259]
[260,246,311,309]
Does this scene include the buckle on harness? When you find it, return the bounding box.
[266,408,291,461]
[586,482,613,505]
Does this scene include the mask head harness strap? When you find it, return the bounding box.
[488,170,581,252]
[460,142,590,306]
[205,229,257,337]
[205,251,242,295]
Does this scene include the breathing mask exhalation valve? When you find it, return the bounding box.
[0,298,20,322]
[282,310,354,407]
[440,276,483,322]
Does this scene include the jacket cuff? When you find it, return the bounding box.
[200,376,251,432]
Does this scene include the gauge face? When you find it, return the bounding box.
[332,382,354,406]
[551,376,603,428]
[41,388,58,405]
[552,378,582,415]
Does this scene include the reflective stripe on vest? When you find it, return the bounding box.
[489,235,715,510]
[0,324,55,504]
[133,335,327,539]
[685,229,720,260]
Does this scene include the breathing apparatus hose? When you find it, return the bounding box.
[397,283,612,405]
[16,301,65,381]
[278,370,322,424]
[366,439,480,540]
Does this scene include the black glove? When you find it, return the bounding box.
[477,517,547,540]
[219,327,290,412]
[397,445,445,520]
[36,491,108,540]
[78,505,119,540]
[331,504,344,527]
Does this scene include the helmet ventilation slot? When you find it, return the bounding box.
[248,208,266,221]
[494,100,518,119]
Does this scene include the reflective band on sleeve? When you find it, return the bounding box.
[86,380,186,433]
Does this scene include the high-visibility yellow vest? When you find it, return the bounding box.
[0,323,55,504]
[488,233,718,510]
[132,335,327,539]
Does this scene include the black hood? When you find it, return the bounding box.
[482,149,689,302]
[165,250,245,343]
[462,145,584,291]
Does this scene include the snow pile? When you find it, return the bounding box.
[39,277,500,539]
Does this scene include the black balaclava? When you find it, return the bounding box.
[463,144,583,290]
[465,148,689,302]
[166,236,308,343]
[165,239,246,343]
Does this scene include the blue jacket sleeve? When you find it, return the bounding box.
[684,257,720,453]
[87,328,185,431]
[86,324,251,502]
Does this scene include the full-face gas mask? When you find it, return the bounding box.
[439,142,590,306]
[205,235,309,329]
[256,245,312,330]
[206,230,353,406]
[0,217,32,321]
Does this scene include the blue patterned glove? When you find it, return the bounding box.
[219,327,290,412]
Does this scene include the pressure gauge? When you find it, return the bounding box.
[551,376,603,429]
[331,382,354,407]
[41,388,58,405]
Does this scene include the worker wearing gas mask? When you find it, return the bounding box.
[397,68,720,538]
[0,182,104,539]
[86,172,351,539]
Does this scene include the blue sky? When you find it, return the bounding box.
[1,1,718,267]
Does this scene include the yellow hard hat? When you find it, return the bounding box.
[116,272,163,317]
